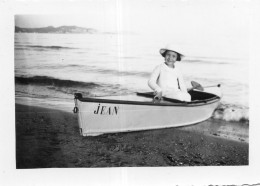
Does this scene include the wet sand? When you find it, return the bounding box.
[15,103,248,168]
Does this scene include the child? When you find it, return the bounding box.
[148,45,191,102]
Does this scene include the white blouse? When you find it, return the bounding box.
[148,63,188,94]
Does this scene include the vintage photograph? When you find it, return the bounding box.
[14,0,249,169]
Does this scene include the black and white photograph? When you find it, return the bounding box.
[1,0,260,185]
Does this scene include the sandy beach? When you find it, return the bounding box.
[15,103,248,168]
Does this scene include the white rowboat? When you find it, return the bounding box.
[73,90,221,136]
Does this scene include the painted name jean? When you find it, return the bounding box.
[93,104,119,115]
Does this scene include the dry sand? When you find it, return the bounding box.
[15,104,248,168]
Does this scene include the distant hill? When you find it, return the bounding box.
[15,26,97,34]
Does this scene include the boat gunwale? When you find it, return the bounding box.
[76,95,221,107]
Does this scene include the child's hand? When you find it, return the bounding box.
[187,87,193,92]
[154,91,163,100]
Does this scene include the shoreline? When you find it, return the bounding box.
[15,103,249,168]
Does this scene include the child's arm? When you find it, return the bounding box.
[148,65,162,94]
[177,71,189,92]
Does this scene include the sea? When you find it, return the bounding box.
[15,32,249,123]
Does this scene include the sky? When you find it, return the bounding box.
[15,0,250,36]
[15,0,251,59]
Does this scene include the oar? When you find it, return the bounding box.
[189,81,221,91]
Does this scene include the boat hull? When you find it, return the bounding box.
[74,91,221,136]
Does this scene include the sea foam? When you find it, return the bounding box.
[213,103,249,122]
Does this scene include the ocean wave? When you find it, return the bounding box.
[184,58,231,65]
[213,103,249,123]
[182,55,245,65]
[94,68,150,77]
[35,64,150,77]
[15,76,249,123]
[15,75,133,102]
[73,65,150,77]
[15,76,99,88]
[29,45,77,49]
[17,45,77,50]
[15,76,132,96]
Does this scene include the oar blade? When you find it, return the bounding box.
[191,81,204,91]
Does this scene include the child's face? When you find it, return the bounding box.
[165,50,178,65]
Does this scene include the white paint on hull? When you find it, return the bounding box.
[75,94,220,136]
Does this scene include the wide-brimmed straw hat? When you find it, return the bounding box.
[159,44,184,61]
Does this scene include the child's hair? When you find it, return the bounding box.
[162,50,181,61]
